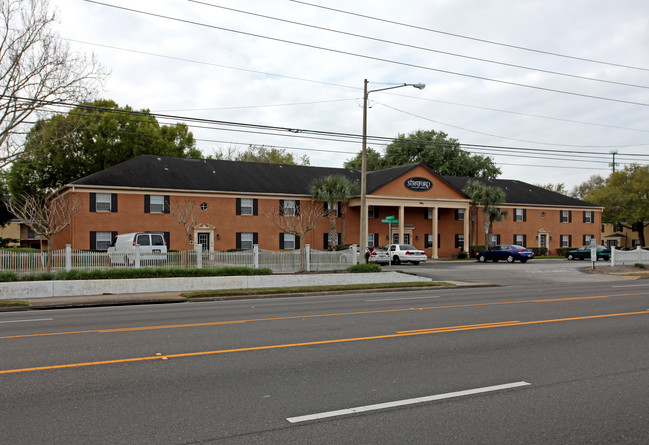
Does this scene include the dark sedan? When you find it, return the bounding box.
[477,245,534,263]
[566,245,610,260]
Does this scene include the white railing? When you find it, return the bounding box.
[1,244,358,276]
[611,246,649,266]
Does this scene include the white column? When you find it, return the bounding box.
[463,206,470,253]
[432,207,439,258]
[398,205,405,243]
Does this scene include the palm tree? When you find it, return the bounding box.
[462,180,508,250]
[310,175,358,249]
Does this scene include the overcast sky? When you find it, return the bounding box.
[54,0,649,189]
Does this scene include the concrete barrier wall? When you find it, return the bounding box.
[0,272,432,300]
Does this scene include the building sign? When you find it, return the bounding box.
[404,177,433,192]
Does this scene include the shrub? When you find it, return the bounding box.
[457,250,468,259]
[0,272,18,282]
[530,247,549,257]
[555,248,573,257]
[347,263,381,273]
[634,263,646,269]
[469,245,485,257]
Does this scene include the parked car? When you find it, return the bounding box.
[368,248,390,264]
[565,245,610,261]
[386,244,427,265]
[476,245,534,263]
[108,232,168,266]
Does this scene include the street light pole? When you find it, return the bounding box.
[359,79,425,263]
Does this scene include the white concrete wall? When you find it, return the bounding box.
[0,272,432,300]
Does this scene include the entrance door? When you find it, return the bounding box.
[197,232,210,253]
[539,234,547,249]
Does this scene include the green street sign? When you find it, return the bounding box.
[384,215,396,220]
[381,218,398,223]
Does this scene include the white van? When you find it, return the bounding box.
[107,232,168,266]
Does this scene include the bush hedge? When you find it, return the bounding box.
[346,263,382,273]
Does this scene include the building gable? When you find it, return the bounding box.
[369,164,466,199]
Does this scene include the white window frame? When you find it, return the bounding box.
[150,195,164,213]
[427,208,433,219]
[283,233,295,249]
[240,198,253,215]
[95,231,112,250]
[514,209,524,222]
[456,209,465,221]
[560,235,571,248]
[283,200,296,216]
[240,233,253,249]
[584,211,592,223]
[368,233,376,247]
[514,234,524,245]
[560,210,570,223]
[326,202,338,217]
[96,193,111,212]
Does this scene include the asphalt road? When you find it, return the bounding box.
[1,273,648,444]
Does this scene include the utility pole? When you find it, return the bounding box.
[609,150,618,173]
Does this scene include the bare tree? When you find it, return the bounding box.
[0,0,106,167]
[265,200,325,271]
[169,198,199,267]
[5,192,82,272]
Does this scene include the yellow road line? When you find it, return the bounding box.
[2,309,647,375]
[1,292,648,341]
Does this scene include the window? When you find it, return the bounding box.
[560,210,572,223]
[455,234,464,249]
[236,198,258,216]
[200,202,208,211]
[614,223,623,232]
[368,233,380,247]
[281,233,295,249]
[90,193,117,213]
[425,234,433,248]
[514,208,526,222]
[323,233,342,249]
[96,193,112,212]
[455,209,465,221]
[151,234,165,246]
[561,235,572,248]
[514,234,527,246]
[237,232,257,249]
[150,195,165,213]
[282,200,296,216]
[368,206,379,219]
[583,211,594,223]
[91,231,114,250]
[324,202,339,217]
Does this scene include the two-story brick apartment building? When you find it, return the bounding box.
[53,155,603,257]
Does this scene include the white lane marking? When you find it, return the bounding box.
[0,318,53,324]
[366,295,441,302]
[612,284,649,288]
[287,381,531,423]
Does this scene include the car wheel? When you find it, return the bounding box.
[506,255,514,263]
[411,261,420,265]
[567,254,574,260]
[392,256,401,265]
[478,254,486,262]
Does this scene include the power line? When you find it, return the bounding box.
[189,1,649,90]
[289,0,649,73]
[83,0,649,108]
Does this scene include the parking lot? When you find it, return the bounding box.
[383,258,624,286]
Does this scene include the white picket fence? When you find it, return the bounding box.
[0,244,358,276]
[610,246,649,266]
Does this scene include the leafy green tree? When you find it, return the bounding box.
[571,174,605,200]
[535,183,568,195]
[345,130,500,178]
[462,180,507,249]
[310,175,358,249]
[584,164,649,246]
[7,100,199,196]
[343,147,384,170]
[214,145,310,165]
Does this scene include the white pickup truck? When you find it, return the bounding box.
[385,244,427,265]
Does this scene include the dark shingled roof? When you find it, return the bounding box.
[70,156,597,207]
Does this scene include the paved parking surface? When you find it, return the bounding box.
[387,259,623,286]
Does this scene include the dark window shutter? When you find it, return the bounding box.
[337,202,342,217]
[424,208,430,219]
[236,233,242,249]
[253,233,258,245]
[236,198,242,215]
[295,236,300,250]
[279,200,285,216]
[253,199,258,216]
[111,194,118,213]
[569,235,572,247]
[523,209,527,222]
[144,195,151,213]
[438,233,441,248]
[569,211,572,223]
[90,231,97,250]
[163,232,170,247]
[425,234,431,248]
[295,200,300,216]
[323,202,328,217]
[90,193,96,212]
[279,233,285,249]
[323,233,328,249]
[337,233,342,245]
[523,235,527,247]
[374,233,379,247]
[111,232,118,246]
[164,196,170,214]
